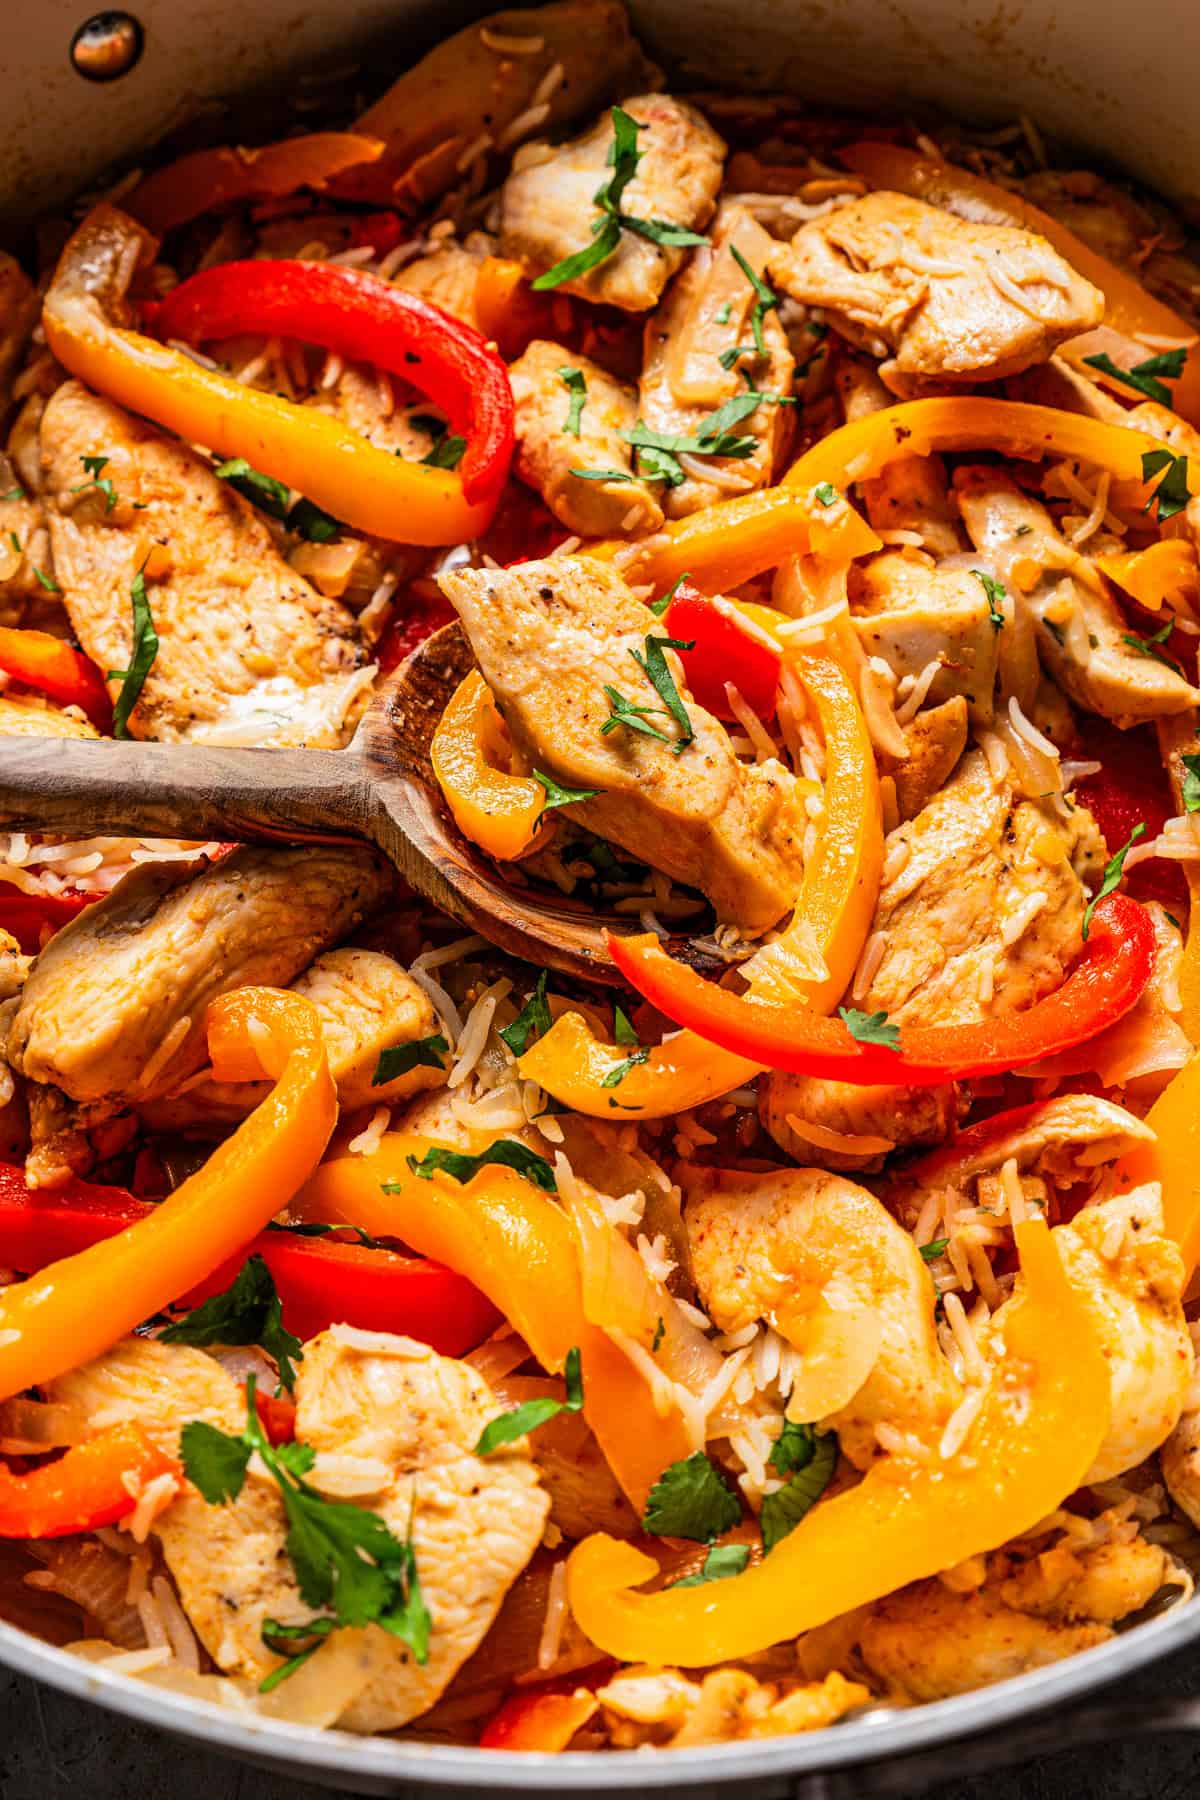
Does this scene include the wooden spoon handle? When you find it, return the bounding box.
[0,737,373,847]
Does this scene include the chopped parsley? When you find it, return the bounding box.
[919,1237,950,1262]
[499,972,552,1055]
[1181,753,1200,814]
[71,453,118,513]
[182,1377,429,1687]
[0,485,24,501]
[161,1254,302,1391]
[569,467,634,483]
[730,244,778,358]
[400,1139,558,1193]
[420,433,467,471]
[372,1032,448,1086]
[768,1419,820,1476]
[622,395,761,486]
[838,1006,901,1051]
[532,769,602,811]
[1141,447,1192,523]
[1122,619,1175,667]
[107,566,158,739]
[628,632,695,755]
[647,571,690,619]
[718,342,757,372]
[7,532,19,555]
[643,1450,741,1541]
[972,568,1007,630]
[214,456,290,519]
[33,565,60,593]
[651,1315,665,1353]
[812,482,838,507]
[275,1221,381,1249]
[474,1346,583,1455]
[600,1046,650,1088]
[600,683,672,744]
[760,1432,837,1553]
[613,1002,639,1045]
[288,497,340,542]
[558,367,588,437]
[1082,347,1187,408]
[532,107,708,291]
[670,1543,750,1588]
[1083,822,1146,939]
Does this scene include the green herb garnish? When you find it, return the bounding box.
[288,497,340,542]
[558,367,588,437]
[1122,619,1175,667]
[499,972,551,1056]
[107,566,158,738]
[1141,448,1192,522]
[71,453,118,513]
[1181,753,1200,813]
[162,1254,303,1391]
[421,434,467,471]
[812,482,838,507]
[972,568,1007,630]
[643,1450,741,1541]
[569,467,635,483]
[920,1237,950,1262]
[670,1543,751,1588]
[730,244,778,358]
[372,1033,448,1086]
[628,632,695,755]
[838,1007,901,1051]
[215,456,290,519]
[474,1346,583,1455]
[760,1433,837,1553]
[1083,823,1146,939]
[533,769,602,811]
[1082,347,1187,408]
[400,1139,557,1192]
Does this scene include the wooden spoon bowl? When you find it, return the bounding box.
[0,624,719,983]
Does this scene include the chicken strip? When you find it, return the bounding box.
[499,95,725,312]
[390,237,489,333]
[440,557,805,930]
[9,844,394,1185]
[954,465,1200,725]
[334,1,658,211]
[509,339,663,535]
[637,204,794,518]
[40,382,370,746]
[850,551,1002,724]
[835,355,963,555]
[769,192,1103,393]
[882,694,968,822]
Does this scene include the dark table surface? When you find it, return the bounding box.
[3,1639,1199,1800]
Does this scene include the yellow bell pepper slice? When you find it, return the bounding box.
[0,988,335,1402]
[1095,539,1200,615]
[840,142,1200,427]
[430,670,550,862]
[565,1218,1109,1666]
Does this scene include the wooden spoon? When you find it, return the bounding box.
[0,624,714,983]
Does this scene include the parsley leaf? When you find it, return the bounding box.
[499,972,551,1056]
[288,497,340,542]
[760,1433,837,1553]
[621,216,710,249]
[7,532,19,554]
[215,456,290,519]
[1141,448,1192,522]
[600,1046,650,1087]
[533,769,602,811]
[274,1221,381,1249]
[1182,753,1200,814]
[768,1419,819,1476]
[532,216,623,291]
[920,1237,950,1262]
[972,568,1007,630]
[730,245,778,358]
[558,367,588,437]
[71,453,118,513]
[613,1002,639,1045]
[569,466,634,483]
[644,1451,741,1541]
[1083,348,1187,408]
[838,1006,901,1051]
[401,1139,558,1192]
[600,683,672,743]
[647,571,689,619]
[718,343,757,372]
[0,485,24,501]
[475,1346,583,1455]
[421,433,467,471]
[622,396,761,486]
[161,1253,304,1391]
[33,565,60,593]
[715,302,732,325]
[181,1418,254,1504]
[107,566,158,739]
[1122,619,1175,667]
[812,482,838,507]
[628,633,695,755]
[670,1542,751,1588]
[372,1032,448,1086]
[1083,822,1146,939]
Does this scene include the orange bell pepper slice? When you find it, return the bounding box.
[0,626,112,733]
[430,670,549,862]
[0,987,334,1401]
[840,142,1200,426]
[1114,1048,1200,1283]
[0,1423,179,1539]
[566,1218,1109,1666]
[473,256,566,361]
[292,1136,694,1509]
[585,483,881,596]
[126,133,385,235]
[42,206,494,547]
[479,1687,599,1752]
[1095,538,1200,615]
[518,641,882,1118]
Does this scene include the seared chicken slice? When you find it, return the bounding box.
[850,551,1002,725]
[637,204,794,518]
[500,95,725,312]
[9,845,393,1185]
[835,356,963,555]
[320,362,443,462]
[390,237,490,333]
[882,694,968,822]
[509,339,663,535]
[954,465,1200,725]
[0,693,98,738]
[596,1666,868,1747]
[441,556,805,930]
[40,382,370,746]
[335,1,658,211]
[0,252,38,419]
[684,1164,960,1466]
[141,948,445,1132]
[769,192,1103,393]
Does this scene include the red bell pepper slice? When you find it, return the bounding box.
[0,1166,499,1354]
[479,1686,599,1752]
[0,627,112,734]
[0,891,97,954]
[153,260,514,507]
[1072,717,1185,913]
[606,893,1154,1085]
[377,586,457,674]
[661,583,780,721]
[0,1423,179,1539]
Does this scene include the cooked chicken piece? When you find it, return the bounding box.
[861,455,964,559]
[1161,1359,1200,1529]
[499,95,725,312]
[9,845,393,1186]
[509,339,663,535]
[759,1075,963,1175]
[48,1330,548,1729]
[769,193,1103,393]
[858,1583,1112,1701]
[0,930,27,1005]
[992,1533,1176,1625]
[0,485,55,625]
[1006,353,1133,422]
[390,237,489,333]
[487,1372,637,1538]
[40,382,370,746]
[762,750,1103,1170]
[596,1666,867,1748]
[683,1164,960,1466]
[850,551,1001,724]
[335,1,658,211]
[441,557,805,930]
[985,1187,1191,1484]
[637,204,794,518]
[0,692,98,738]
[0,253,38,421]
[140,948,445,1132]
[320,362,442,462]
[954,465,1200,725]
[882,694,968,822]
